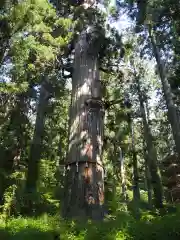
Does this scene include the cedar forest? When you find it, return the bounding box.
[0,0,180,239]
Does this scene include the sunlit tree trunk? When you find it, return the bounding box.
[63,28,105,220]
[148,26,180,159]
[136,77,163,209]
[26,79,50,193]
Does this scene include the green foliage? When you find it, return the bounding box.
[1,207,180,239]
[1,184,17,221]
[0,0,180,239]
[129,208,180,240]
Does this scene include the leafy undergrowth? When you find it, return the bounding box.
[1,207,180,240]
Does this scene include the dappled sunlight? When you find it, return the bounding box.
[81,143,93,158]
[1,208,180,239]
[83,165,93,182]
[1,0,180,237]
[76,80,91,98]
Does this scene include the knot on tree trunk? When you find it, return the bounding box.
[85,98,104,110]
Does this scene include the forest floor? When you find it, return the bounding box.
[0,205,180,240]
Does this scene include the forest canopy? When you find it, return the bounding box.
[0,0,180,239]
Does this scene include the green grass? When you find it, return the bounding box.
[1,207,180,240]
[0,215,58,240]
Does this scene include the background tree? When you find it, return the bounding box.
[0,0,180,239]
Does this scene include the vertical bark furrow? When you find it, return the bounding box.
[137,77,163,208]
[149,27,180,158]
[64,27,105,219]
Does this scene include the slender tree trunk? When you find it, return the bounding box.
[143,139,153,209]
[144,99,153,208]
[26,79,50,193]
[63,27,105,220]
[137,77,163,208]
[148,26,180,158]
[130,119,140,218]
[130,120,140,202]
[118,146,127,201]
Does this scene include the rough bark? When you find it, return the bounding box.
[26,79,50,192]
[137,77,163,208]
[149,26,180,159]
[63,28,105,220]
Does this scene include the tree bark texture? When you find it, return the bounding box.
[143,103,153,209]
[118,147,127,201]
[137,77,163,208]
[149,28,180,159]
[143,141,153,209]
[63,28,105,220]
[130,120,140,202]
[26,80,50,192]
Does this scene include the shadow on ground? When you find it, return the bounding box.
[0,228,57,240]
[1,204,180,240]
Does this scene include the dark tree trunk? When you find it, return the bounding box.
[26,79,50,193]
[149,26,180,159]
[118,147,127,201]
[143,139,153,209]
[128,118,140,218]
[143,102,153,209]
[136,77,163,209]
[63,27,105,220]
[130,120,140,202]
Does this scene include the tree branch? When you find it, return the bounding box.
[104,98,123,109]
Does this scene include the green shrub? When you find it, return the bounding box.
[128,209,180,240]
[1,205,180,240]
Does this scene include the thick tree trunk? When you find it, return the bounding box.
[26,79,50,193]
[149,27,180,158]
[63,28,105,220]
[137,77,163,208]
